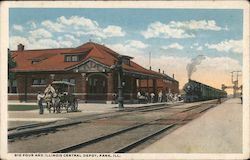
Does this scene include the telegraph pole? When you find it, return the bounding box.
[229,71,242,97]
[149,51,151,70]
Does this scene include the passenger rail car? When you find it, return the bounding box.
[183,79,227,102]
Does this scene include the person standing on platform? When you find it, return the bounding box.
[37,91,44,114]
[145,92,149,103]
[137,91,141,99]
[150,92,155,103]
[158,90,163,102]
[240,92,243,104]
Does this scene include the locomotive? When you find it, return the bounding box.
[183,79,227,102]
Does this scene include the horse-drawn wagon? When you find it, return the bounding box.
[43,81,78,113]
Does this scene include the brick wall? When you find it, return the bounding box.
[10,72,178,102]
[13,72,84,101]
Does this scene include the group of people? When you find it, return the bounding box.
[37,84,56,114]
[137,90,180,103]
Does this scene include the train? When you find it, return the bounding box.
[183,79,227,102]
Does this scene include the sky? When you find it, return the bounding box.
[9,8,243,93]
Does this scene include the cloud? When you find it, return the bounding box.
[103,25,125,37]
[57,16,98,30]
[141,20,227,39]
[205,39,242,54]
[41,20,64,32]
[168,20,226,31]
[196,46,203,51]
[75,25,125,39]
[9,34,78,49]
[41,16,125,39]
[106,40,148,58]
[57,34,81,47]
[141,21,194,39]
[125,40,148,49]
[193,43,199,46]
[30,39,61,49]
[161,43,184,50]
[29,28,52,39]
[64,34,80,43]
[27,21,37,29]
[13,25,23,31]
[10,15,126,50]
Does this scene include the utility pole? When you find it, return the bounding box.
[149,51,151,70]
[224,71,241,97]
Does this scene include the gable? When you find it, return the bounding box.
[72,59,109,73]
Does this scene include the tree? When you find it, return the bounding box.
[8,48,16,93]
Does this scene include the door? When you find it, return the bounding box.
[87,74,107,101]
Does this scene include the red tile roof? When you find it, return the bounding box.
[11,42,175,80]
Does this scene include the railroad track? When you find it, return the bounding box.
[8,100,218,142]
[52,103,214,153]
[8,99,220,152]
[8,102,181,141]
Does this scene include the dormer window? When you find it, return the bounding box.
[32,60,40,64]
[31,58,45,64]
[65,55,79,62]
[30,56,48,65]
[122,58,131,66]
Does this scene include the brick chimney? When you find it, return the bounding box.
[149,66,151,70]
[158,69,161,73]
[18,43,24,51]
[172,74,175,79]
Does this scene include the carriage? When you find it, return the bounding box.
[44,81,78,113]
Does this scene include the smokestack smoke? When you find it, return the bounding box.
[186,55,206,79]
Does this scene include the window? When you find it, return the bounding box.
[69,79,76,84]
[8,80,17,93]
[65,55,79,62]
[31,60,40,64]
[62,78,76,84]
[72,56,78,62]
[32,78,47,85]
[122,58,130,65]
[65,56,71,62]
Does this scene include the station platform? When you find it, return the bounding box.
[139,98,243,153]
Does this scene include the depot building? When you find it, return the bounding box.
[9,42,179,103]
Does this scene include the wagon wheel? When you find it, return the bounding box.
[65,101,70,113]
[55,101,61,113]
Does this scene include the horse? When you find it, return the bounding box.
[44,92,61,113]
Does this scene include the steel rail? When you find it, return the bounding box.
[52,118,164,153]
[52,103,212,153]
[8,103,178,140]
[8,120,81,140]
[114,124,175,153]
[114,104,215,153]
[8,121,56,131]
[8,100,216,143]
